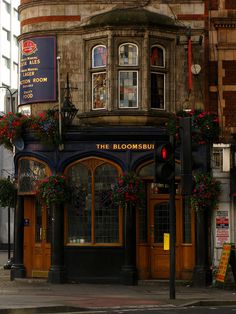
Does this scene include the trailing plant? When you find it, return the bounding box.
[36,174,71,208]
[29,109,61,147]
[110,172,145,209]
[190,172,221,212]
[0,177,16,207]
[0,112,28,150]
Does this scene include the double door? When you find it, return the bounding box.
[24,197,51,277]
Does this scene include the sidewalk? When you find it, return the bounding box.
[0,249,235,312]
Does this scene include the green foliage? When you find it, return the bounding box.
[36,175,71,208]
[111,172,145,209]
[191,172,221,212]
[0,178,15,207]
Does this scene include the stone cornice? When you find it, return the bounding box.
[212,17,236,29]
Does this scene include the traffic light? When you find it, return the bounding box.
[179,117,210,195]
[155,143,174,183]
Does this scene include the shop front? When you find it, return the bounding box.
[11,127,195,284]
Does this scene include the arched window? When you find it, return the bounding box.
[66,158,122,245]
[150,45,165,109]
[118,43,138,108]
[92,45,107,110]
[18,158,50,194]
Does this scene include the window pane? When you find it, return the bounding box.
[151,72,164,109]
[18,159,47,193]
[35,202,42,243]
[154,202,169,243]
[151,46,164,67]
[119,44,138,66]
[67,164,92,244]
[138,195,148,243]
[183,197,192,243]
[92,45,107,68]
[92,72,107,109]
[119,71,138,108]
[94,164,119,243]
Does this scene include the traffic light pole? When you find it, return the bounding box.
[169,134,176,299]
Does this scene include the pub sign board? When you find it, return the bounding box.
[19,36,57,105]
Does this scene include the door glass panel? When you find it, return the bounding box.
[154,202,169,243]
[46,207,52,243]
[35,202,42,243]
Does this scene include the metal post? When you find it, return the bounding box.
[0,86,14,113]
[57,56,64,151]
[169,134,176,299]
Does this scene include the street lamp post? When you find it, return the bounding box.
[0,86,17,113]
[0,86,17,269]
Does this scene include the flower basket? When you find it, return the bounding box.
[191,172,221,212]
[36,175,71,208]
[168,109,220,144]
[29,109,61,147]
[0,112,28,150]
[110,172,145,209]
[0,178,16,207]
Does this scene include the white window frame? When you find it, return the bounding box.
[92,71,107,110]
[119,43,138,66]
[118,70,138,109]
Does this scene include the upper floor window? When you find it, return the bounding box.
[118,43,138,108]
[92,45,107,110]
[3,0,10,14]
[119,43,138,66]
[150,45,165,109]
[92,45,107,68]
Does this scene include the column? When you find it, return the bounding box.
[11,195,26,280]
[120,203,137,285]
[48,203,66,283]
[193,209,212,286]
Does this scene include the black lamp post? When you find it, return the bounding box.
[61,74,78,126]
[48,71,78,283]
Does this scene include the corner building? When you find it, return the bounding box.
[12,0,207,284]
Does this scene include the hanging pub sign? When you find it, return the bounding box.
[19,36,57,105]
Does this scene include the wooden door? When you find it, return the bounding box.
[24,197,51,278]
[149,197,180,279]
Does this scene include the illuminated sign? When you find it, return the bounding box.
[96,143,155,150]
[19,36,57,105]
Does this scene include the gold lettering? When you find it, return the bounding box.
[29,59,40,65]
[33,77,48,83]
[96,144,109,149]
[23,71,35,77]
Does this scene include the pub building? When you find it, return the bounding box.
[11,0,208,285]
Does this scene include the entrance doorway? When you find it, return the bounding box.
[149,196,181,279]
[137,184,195,280]
[24,197,51,277]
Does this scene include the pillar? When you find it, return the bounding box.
[11,195,26,280]
[120,203,137,285]
[48,203,66,283]
[193,209,212,286]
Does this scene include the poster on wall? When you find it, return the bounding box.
[19,36,57,105]
[216,210,230,247]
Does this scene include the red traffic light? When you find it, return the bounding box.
[156,143,172,162]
